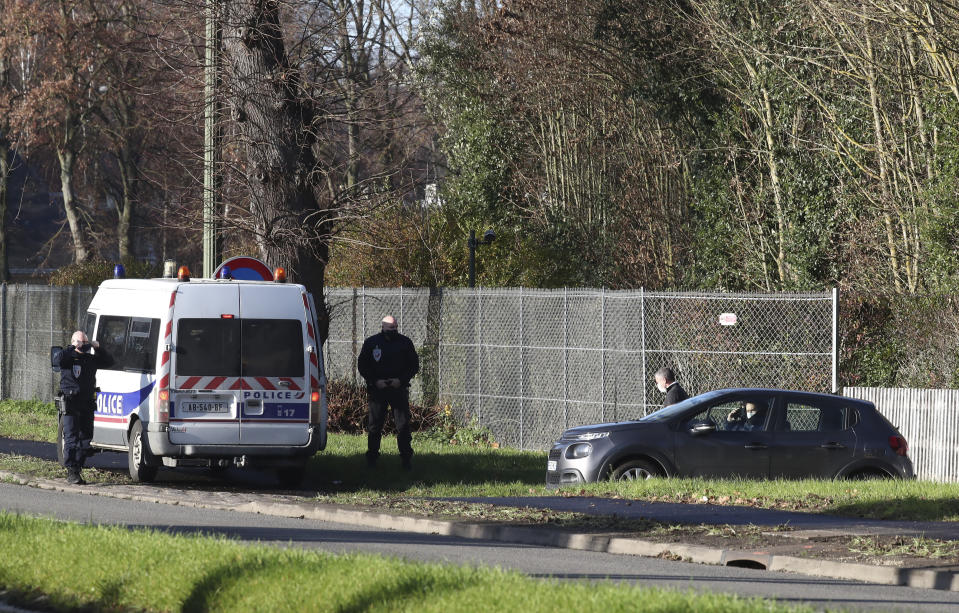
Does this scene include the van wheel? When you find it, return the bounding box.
[128,420,158,483]
[275,462,308,489]
[56,417,66,467]
[610,459,661,481]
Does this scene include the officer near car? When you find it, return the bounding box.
[357,315,419,470]
[654,366,689,407]
[58,330,113,484]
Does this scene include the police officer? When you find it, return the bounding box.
[357,315,419,470]
[654,366,689,407]
[59,330,113,484]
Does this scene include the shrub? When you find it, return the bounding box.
[326,379,441,434]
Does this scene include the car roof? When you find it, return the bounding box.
[706,388,873,407]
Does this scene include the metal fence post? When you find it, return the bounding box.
[563,286,569,429]
[600,288,605,423]
[519,286,524,449]
[832,287,839,393]
[0,283,5,400]
[476,287,482,421]
[641,287,647,415]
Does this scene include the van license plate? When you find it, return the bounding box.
[547,460,557,471]
[182,401,228,413]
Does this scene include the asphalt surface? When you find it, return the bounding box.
[4,435,959,611]
[4,482,959,612]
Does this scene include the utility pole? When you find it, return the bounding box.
[203,0,222,278]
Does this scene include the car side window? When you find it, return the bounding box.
[781,401,848,432]
[685,398,772,432]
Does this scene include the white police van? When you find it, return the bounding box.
[61,264,328,487]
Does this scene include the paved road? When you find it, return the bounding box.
[3,483,959,612]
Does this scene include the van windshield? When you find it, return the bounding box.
[176,318,304,377]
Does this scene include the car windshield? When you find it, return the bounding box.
[637,390,727,422]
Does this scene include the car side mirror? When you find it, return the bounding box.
[689,422,716,436]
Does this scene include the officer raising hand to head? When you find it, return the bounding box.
[58,330,113,485]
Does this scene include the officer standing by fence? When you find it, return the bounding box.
[654,366,688,407]
[58,330,113,485]
[358,315,419,470]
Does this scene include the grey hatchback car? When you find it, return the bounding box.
[546,388,913,486]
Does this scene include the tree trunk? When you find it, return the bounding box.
[222,0,331,339]
[57,145,89,264]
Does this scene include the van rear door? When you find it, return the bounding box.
[170,284,242,445]
[237,284,311,445]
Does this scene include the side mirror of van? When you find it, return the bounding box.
[50,346,63,373]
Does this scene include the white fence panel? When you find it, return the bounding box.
[845,387,959,482]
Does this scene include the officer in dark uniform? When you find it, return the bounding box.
[357,315,419,470]
[59,330,113,484]
[654,366,689,407]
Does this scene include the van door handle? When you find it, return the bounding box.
[278,380,291,387]
[821,442,845,449]
[744,443,768,450]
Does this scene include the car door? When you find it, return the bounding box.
[769,395,857,478]
[672,394,775,478]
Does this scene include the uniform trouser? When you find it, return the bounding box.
[366,388,413,459]
[62,398,95,470]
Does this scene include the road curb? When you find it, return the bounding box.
[3,470,958,591]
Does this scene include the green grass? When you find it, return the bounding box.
[0,511,816,613]
[0,399,58,440]
[4,399,959,521]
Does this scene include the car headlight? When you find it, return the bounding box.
[567,443,592,459]
[573,431,609,441]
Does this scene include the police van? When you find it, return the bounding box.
[56,264,327,487]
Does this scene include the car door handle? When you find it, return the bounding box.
[820,442,845,449]
[744,443,768,450]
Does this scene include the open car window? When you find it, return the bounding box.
[682,396,775,432]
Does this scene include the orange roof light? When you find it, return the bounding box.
[273,267,287,283]
[177,266,191,282]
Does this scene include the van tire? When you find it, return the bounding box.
[56,417,66,467]
[128,420,158,483]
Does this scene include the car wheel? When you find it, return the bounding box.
[844,468,891,480]
[128,420,158,483]
[610,459,662,481]
[56,417,66,467]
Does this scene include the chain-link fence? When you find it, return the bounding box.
[0,284,94,402]
[325,288,837,450]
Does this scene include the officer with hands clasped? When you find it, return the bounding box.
[357,315,419,470]
[58,330,113,485]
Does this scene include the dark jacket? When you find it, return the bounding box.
[664,381,689,407]
[357,331,419,390]
[59,344,113,401]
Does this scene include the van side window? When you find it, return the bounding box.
[99,315,161,372]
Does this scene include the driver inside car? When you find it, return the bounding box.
[726,401,766,431]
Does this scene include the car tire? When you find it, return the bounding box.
[610,459,662,481]
[128,420,158,483]
[844,468,891,480]
[56,417,66,467]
